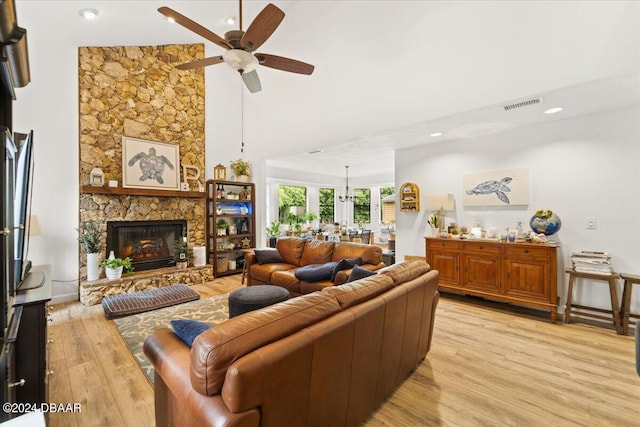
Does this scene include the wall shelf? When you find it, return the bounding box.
[399,182,420,212]
[81,185,206,198]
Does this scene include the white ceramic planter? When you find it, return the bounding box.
[105,266,123,280]
[86,252,100,281]
[236,174,250,183]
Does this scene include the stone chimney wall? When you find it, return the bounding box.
[78,44,206,277]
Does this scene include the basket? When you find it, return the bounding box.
[216,257,228,273]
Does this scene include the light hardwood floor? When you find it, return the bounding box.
[47,276,640,426]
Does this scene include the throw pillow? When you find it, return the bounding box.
[294,262,339,282]
[254,248,284,264]
[331,257,363,281]
[170,319,211,346]
[346,264,376,283]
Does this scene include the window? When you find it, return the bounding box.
[319,188,335,224]
[353,188,370,223]
[278,185,307,223]
[380,186,395,224]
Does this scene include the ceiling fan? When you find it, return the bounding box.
[158,1,314,93]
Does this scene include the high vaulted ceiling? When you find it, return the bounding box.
[17,1,640,179]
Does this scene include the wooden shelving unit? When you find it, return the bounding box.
[205,180,255,277]
[81,185,206,198]
[399,182,420,212]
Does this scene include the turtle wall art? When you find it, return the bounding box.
[122,136,180,190]
[462,168,529,207]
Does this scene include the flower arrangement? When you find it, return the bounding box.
[77,220,101,254]
[230,158,251,177]
[534,209,554,220]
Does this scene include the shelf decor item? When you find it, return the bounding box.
[173,236,189,269]
[530,209,562,235]
[230,158,251,182]
[214,164,227,180]
[89,164,105,187]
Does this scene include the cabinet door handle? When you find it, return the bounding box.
[479,246,484,250]
[8,379,25,388]
[506,272,511,279]
[524,249,529,254]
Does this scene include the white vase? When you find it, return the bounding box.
[86,252,100,281]
[236,174,250,183]
[105,266,123,280]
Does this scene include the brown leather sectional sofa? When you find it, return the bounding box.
[144,260,439,427]
[245,237,386,296]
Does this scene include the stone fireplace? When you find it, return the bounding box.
[106,220,187,272]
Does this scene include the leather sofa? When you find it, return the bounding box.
[245,237,386,296]
[144,260,439,427]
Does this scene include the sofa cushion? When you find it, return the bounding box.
[170,319,211,347]
[331,257,363,281]
[270,270,302,294]
[190,293,342,396]
[250,263,297,284]
[254,248,284,264]
[276,237,308,266]
[332,242,382,265]
[323,273,395,309]
[377,260,431,285]
[346,265,377,283]
[300,240,335,266]
[294,262,339,282]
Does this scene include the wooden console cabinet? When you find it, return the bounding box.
[425,238,558,322]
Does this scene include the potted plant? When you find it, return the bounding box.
[216,218,228,236]
[77,220,101,281]
[427,211,440,236]
[173,237,190,269]
[100,256,133,280]
[230,158,251,182]
[266,220,281,248]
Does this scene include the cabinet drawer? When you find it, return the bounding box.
[505,246,551,259]
[463,241,500,254]
[427,239,461,251]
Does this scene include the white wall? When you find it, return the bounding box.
[396,106,640,314]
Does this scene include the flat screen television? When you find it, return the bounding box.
[12,130,41,291]
[1,127,16,337]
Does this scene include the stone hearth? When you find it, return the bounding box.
[80,264,213,306]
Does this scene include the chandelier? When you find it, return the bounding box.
[338,166,355,203]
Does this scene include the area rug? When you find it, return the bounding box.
[113,293,229,386]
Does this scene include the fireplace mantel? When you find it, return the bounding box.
[81,185,206,199]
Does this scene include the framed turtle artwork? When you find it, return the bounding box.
[122,136,180,191]
[462,168,529,207]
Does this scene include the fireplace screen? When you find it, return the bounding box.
[106,220,187,272]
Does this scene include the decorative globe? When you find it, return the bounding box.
[530,212,561,235]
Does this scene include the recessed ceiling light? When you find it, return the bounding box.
[544,107,563,115]
[430,132,443,137]
[225,16,237,25]
[79,8,99,20]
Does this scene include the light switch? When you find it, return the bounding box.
[586,217,597,230]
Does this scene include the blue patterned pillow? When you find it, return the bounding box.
[346,265,376,283]
[170,319,211,346]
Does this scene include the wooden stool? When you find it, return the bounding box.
[620,273,640,335]
[564,268,623,335]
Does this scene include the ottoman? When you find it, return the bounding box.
[228,285,290,318]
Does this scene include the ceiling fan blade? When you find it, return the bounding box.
[241,3,285,52]
[241,69,262,93]
[158,7,232,50]
[176,56,224,70]
[255,53,314,75]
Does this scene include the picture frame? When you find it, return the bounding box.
[122,136,180,190]
[462,168,529,207]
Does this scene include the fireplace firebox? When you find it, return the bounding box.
[106,220,187,272]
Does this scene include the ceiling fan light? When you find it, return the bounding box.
[223,49,258,72]
[225,16,237,25]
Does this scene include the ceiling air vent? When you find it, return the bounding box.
[503,97,542,111]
